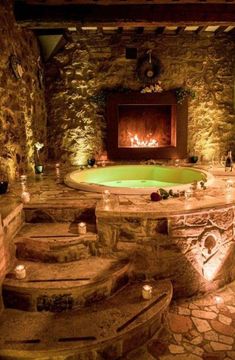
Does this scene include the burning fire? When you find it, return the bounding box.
[128,132,159,148]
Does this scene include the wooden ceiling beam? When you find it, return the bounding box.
[19,0,235,4]
[33,28,66,35]
[14,3,235,29]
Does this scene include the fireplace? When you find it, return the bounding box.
[118,104,174,148]
[106,91,188,160]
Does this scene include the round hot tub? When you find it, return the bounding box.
[64,165,213,194]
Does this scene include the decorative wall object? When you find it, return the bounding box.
[10,55,23,79]
[137,50,162,84]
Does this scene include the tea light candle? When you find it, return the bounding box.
[226,179,233,190]
[15,264,26,279]
[21,191,30,203]
[103,189,111,203]
[55,164,60,177]
[185,188,193,200]
[78,222,87,235]
[20,174,27,184]
[142,284,153,300]
[175,159,180,167]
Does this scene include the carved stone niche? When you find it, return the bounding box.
[106,91,188,160]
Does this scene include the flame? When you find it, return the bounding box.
[128,132,159,148]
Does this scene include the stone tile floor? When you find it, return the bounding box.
[124,281,235,360]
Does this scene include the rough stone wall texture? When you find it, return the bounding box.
[46,30,235,165]
[0,216,5,313]
[0,1,47,179]
[0,204,24,314]
[96,205,235,297]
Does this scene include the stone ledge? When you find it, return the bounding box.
[0,280,172,360]
[3,257,130,312]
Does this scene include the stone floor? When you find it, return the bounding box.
[124,281,235,360]
[1,163,235,359]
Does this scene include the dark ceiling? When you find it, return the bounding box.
[14,0,235,60]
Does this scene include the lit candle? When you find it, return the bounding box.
[20,174,27,184]
[15,264,26,279]
[78,222,87,235]
[55,164,60,178]
[226,179,233,190]
[214,295,223,304]
[142,284,153,300]
[103,189,111,203]
[175,159,180,167]
[21,191,30,203]
[185,188,193,200]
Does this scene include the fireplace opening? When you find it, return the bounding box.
[107,91,187,160]
[118,104,175,148]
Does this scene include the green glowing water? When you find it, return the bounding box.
[100,180,179,188]
[66,165,208,194]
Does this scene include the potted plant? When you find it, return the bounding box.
[0,178,8,194]
[0,165,8,194]
[34,142,44,174]
[189,155,198,164]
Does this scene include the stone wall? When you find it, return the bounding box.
[0,203,24,314]
[46,30,235,165]
[0,1,47,179]
[0,215,5,313]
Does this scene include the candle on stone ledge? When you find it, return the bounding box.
[185,188,193,200]
[55,163,60,177]
[15,264,26,279]
[78,222,87,235]
[142,284,153,300]
[20,174,27,185]
[103,189,111,203]
[226,179,233,190]
[21,191,30,203]
[175,159,180,167]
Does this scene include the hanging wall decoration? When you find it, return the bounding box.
[137,50,162,84]
[37,57,44,89]
[38,68,44,89]
[10,55,23,79]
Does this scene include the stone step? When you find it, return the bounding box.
[2,256,130,312]
[0,280,172,360]
[23,197,98,223]
[14,223,98,263]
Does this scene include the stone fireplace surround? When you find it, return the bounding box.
[106,91,188,161]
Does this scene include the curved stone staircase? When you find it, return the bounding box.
[0,220,172,359]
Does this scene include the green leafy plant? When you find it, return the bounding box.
[175,87,196,104]
[90,87,131,106]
